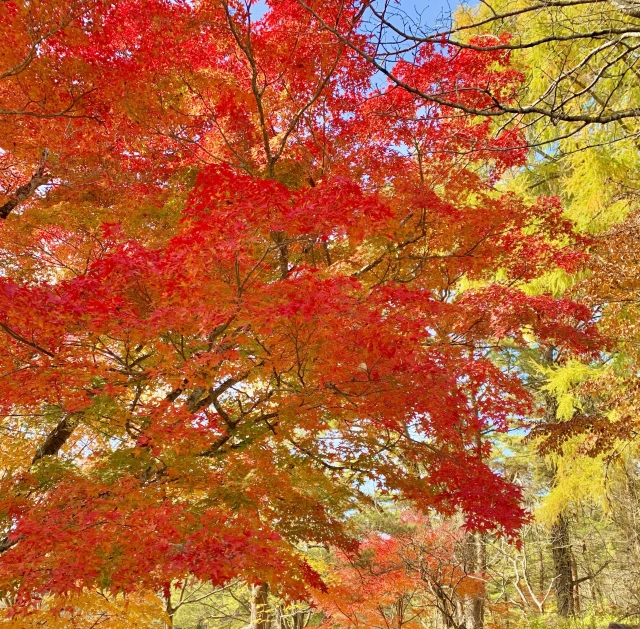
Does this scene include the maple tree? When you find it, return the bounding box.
[0,0,602,620]
[316,512,485,629]
[294,0,640,144]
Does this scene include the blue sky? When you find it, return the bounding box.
[395,0,463,29]
[250,0,475,31]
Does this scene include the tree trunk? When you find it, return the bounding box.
[292,610,307,629]
[551,514,575,617]
[571,549,580,614]
[540,371,576,619]
[460,532,485,629]
[251,582,270,629]
[537,527,546,598]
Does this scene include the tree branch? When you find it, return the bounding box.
[0,150,49,219]
[0,322,55,358]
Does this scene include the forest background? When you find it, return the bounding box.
[1,0,640,628]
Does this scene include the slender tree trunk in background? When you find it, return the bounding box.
[456,413,487,629]
[292,609,307,629]
[540,365,576,619]
[461,532,486,629]
[571,550,580,614]
[551,513,575,617]
[276,605,308,629]
[251,582,270,629]
[537,527,546,599]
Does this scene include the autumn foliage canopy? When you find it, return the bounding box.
[0,0,599,613]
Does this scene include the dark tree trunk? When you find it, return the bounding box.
[551,513,575,617]
[0,152,48,219]
[32,414,79,464]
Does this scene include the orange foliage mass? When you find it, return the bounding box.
[0,0,600,617]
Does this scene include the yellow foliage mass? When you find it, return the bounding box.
[0,590,167,628]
